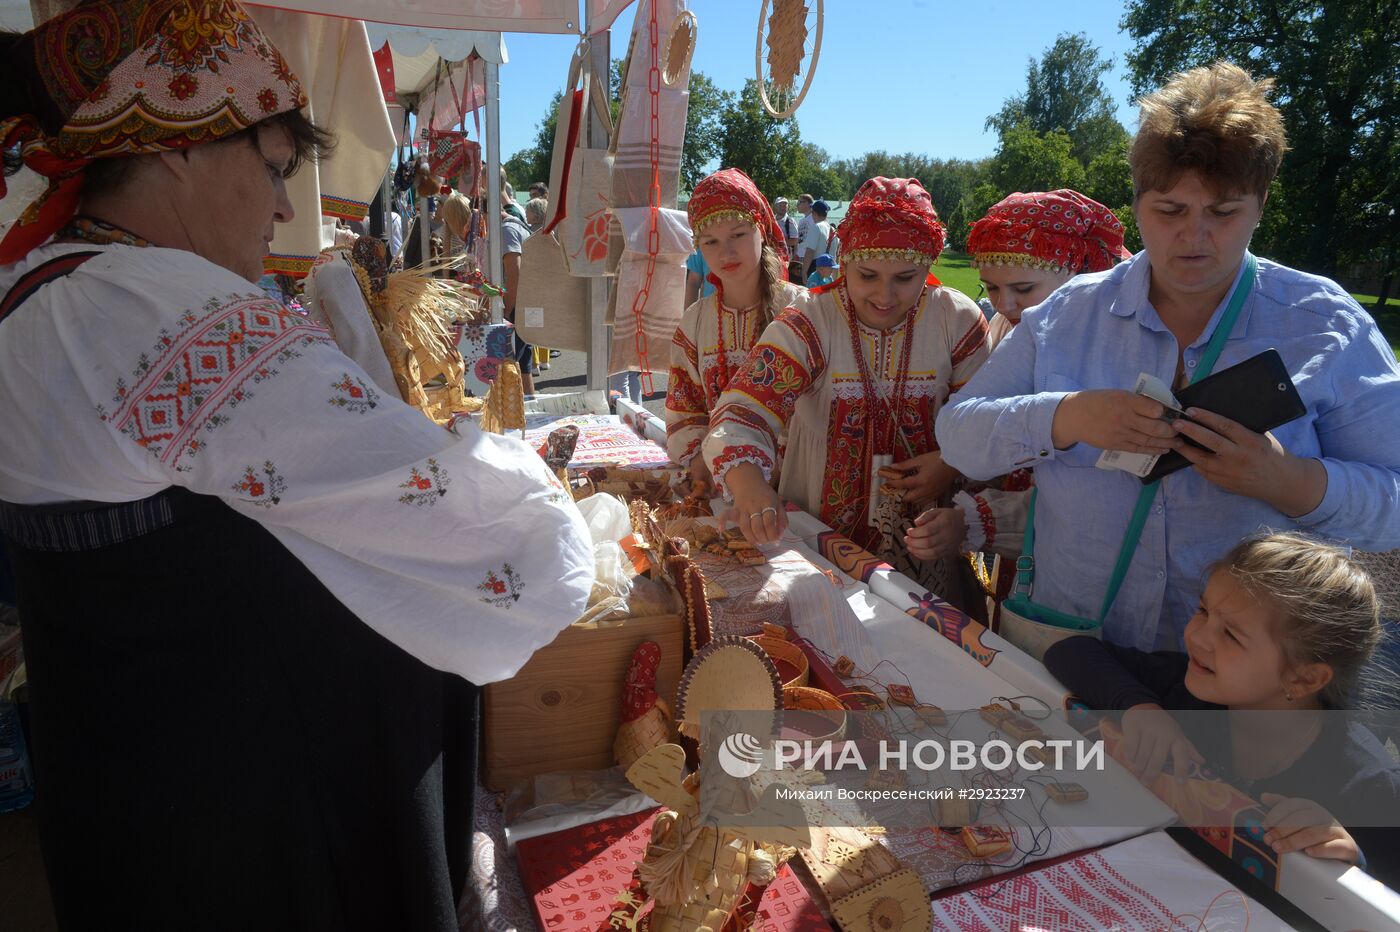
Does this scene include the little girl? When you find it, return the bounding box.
[666,168,805,493]
[1045,532,1398,880]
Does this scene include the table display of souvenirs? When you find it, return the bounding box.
[456,414,1377,929]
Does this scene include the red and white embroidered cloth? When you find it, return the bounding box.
[522,414,673,469]
[703,283,989,544]
[0,243,593,684]
[930,831,1288,931]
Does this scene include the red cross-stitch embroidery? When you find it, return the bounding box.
[97,293,333,472]
[398,458,450,506]
[478,564,523,608]
[232,460,285,508]
[329,373,380,414]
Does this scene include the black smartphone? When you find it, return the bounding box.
[1142,348,1307,482]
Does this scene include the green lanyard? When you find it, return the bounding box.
[1012,254,1258,622]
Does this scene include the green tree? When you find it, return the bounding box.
[989,125,1086,194]
[920,158,990,222]
[1121,0,1400,275]
[504,90,561,193]
[945,201,971,251]
[987,33,1129,166]
[1113,206,1142,254]
[681,72,732,193]
[716,79,804,198]
[788,143,849,202]
[1084,139,1134,209]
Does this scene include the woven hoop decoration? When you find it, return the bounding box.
[755,0,823,119]
[661,9,697,88]
[749,634,809,688]
[781,686,847,741]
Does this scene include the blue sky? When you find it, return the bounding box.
[495,0,1144,165]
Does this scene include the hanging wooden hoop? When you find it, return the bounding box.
[662,9,697,88]
[755,0,822,119]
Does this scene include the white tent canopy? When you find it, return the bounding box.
[0,0,634,33]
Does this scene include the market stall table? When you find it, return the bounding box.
[458,416,1398,931]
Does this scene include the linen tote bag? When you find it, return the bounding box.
[551,45,613,275]
[513,232,589,351]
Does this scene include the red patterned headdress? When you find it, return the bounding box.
[836,177,946,268]
[0,0,308,264]
[687,167,789,265]
[967,189,1131,274]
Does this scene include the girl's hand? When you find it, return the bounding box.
[686,458,713,500]
[722,463,786,547]
[1051,390,1181,454]
[1119,704,1204,786]
[904,507,967,561]
[885,451,959,508]
[1172,408,1328,517]
[1260,794,1361,864]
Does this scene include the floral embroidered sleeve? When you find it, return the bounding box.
[703,305,826,498]
[953,487,1029,557]
[71,249,593,684]
[664,301,709,469]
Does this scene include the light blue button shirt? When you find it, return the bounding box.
[935,251,1400,651]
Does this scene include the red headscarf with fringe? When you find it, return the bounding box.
[686,167,790,266]
[967,189,1131,274]
[835,177,946,268]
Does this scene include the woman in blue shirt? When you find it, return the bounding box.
[936,62,1400,652]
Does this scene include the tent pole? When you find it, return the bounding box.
[584,11,610,393]
[485,54,503,324]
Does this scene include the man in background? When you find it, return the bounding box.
[774,196,801,282]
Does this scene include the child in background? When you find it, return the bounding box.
[665,168,805,495]
[806,253,838,288]
[1045,532,1399,880]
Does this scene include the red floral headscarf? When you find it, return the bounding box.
[0,0,308,264]
[686,167,789,266]
[967,189,1131,274]
[835,177,946,268]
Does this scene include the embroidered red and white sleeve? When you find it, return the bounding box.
[83,253,592,684]
[940,287,992,392]
[703,306,827,498]
[665,307,709,468]
[953,487,1029,557]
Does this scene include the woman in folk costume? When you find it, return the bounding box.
[0,2,591,929]
[665,168,804,493]
[704,177,991,568]
[907,190,1130,581]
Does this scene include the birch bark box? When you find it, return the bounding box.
[482,613,684,791]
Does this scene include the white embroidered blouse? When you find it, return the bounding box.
[0,243,594,684]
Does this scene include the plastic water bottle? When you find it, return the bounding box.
[0,697,35,812]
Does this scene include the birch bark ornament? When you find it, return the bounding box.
[829,869,932,932]
[674,636,782,742]
[477,358,526,435]
[622,635,814,931]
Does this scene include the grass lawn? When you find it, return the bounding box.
[931,250,984,302]
[935,251,1399,361]
[1352,293,1400,360]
